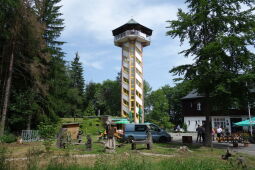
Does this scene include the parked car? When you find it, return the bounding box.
[124,123,171,143]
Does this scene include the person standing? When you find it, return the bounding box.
[211,128,215,141]
[217,126,223,142]
[196,125,203,143]
[201,125,205,143]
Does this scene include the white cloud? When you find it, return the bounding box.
[79,51,107,70]
[59,0,189,89]
[60,0,182,42]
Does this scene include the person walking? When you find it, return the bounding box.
[196,125,203,143]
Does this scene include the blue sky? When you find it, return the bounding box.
[59,0,192,90]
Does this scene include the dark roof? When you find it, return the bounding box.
[112,19,152,36]
[181,90,205,100]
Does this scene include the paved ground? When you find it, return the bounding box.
[169,132,255,156]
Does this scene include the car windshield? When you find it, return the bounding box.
[150,124,159,131]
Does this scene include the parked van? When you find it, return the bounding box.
[124,123,171,143]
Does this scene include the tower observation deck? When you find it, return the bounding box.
[112,19,152,123]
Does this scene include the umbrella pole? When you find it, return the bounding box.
[248,103,253,136]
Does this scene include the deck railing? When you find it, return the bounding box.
[114,30,151,41]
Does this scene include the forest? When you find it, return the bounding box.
[0,0,191,137]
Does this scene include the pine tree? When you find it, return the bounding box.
[71,52,85,96]
[0,0,52,135]
[35,0,72,117]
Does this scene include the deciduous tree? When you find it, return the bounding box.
[167,0,255,145]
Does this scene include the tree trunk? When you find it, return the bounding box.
[27,114,32,130]
[204,94,212,146]
[0,46,14,136]
[204,115,212,146]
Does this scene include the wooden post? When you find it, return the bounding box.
[86,135,92,151]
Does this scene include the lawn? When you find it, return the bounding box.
[2,138,255,170]
[1,118,254,169]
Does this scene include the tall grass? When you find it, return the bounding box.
[0,146,10,170]
[26,147,43,170]
[44,155,236,170]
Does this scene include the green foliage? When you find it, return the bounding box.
[145,87,170,129]
[84,78,121,116]
[167,0,255,145]
[145,81,192,128]
[70,52,85,96]
[80,118,104,135]
[182,123,187,132]
[38,123,57,152]
[38,123,57,140]
[84,101,96,116]
[0,133,16,143]
[144,80,152,114]
[8,90,43,131]
[167,0,255,108]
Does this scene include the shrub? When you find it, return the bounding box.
[0,133,17,143]
[38,123,57,152]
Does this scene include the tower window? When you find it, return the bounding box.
[197,102,201,111]
[136,79,142,87]
[123,99,129,106]
[123,88,129,95]
[123,110,128,115]
[136,90,142,99]
[123,77,129,84]
[123,66,129,73]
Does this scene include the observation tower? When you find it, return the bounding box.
[112,19,152,123]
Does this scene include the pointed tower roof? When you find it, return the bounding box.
[127,18,138,24]
[112,19,152,36]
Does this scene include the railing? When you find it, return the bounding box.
[114,30,151,41]
[21,130,40,142]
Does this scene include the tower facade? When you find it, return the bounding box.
[112,19,152,123]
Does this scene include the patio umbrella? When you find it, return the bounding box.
[234,117,255,126]
[114,120,130,124]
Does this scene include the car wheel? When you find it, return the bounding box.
[159,136,168,143]
[127,136,134,143]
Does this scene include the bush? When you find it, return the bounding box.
[0,133,17,143]
[182,123,188,132]
[38,123,57,152]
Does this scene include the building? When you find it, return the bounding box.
[112,19,152,123]
[182,90,251,132]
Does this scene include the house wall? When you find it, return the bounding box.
[184,116,206,132]
[184,115,249,133]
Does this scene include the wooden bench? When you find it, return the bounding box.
[131,131,153,150]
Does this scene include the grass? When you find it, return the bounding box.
[2,117,255,169]
[3,138,255,170]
